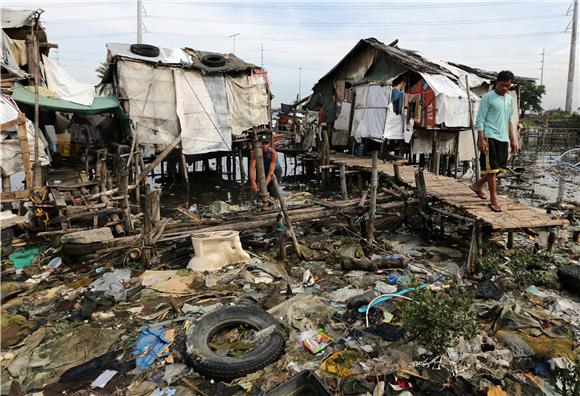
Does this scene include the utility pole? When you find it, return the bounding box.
[565,0,577,112]
[229,33,240,54]
[298,67,302,98]
[260,43,263,69]
[137,0,143,44]
[540,47,545,86]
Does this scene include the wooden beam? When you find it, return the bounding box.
[0,190,30,202]
[0,118,19,131]
[136,136,182,184]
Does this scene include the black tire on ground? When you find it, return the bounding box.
[130,44,160,57]
[558,265,580,296]
[185,305,284,381]
[201,54,226,68]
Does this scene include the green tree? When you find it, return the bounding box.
[519,82,545,117]
[95,61,109,95]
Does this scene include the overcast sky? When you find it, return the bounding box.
[4,0,579,110]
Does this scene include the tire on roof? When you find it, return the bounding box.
[130,44,160,58]
[201,54,227,68]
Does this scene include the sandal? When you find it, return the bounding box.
[489,203,502,213]
[469,185,487,200]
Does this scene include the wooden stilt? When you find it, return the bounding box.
[1,170,12,212]
[393,163,401,183]
[367,150,378,243]
[431,131,439,175]
[547,230,557,252]
[180,152,190,208]
[226,153,232,181]
[16,113,33,191]
[238,145,246,183]
[340,163,348,200]
[507,231,514,249]
[254,140,269,205]
[454,132,460,179]
[272,174,302,258]
[232,152,237,181]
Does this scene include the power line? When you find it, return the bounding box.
[147,13,567,27]
[147,30,566,43]
[42,16,134,24]
[142,1,567,9]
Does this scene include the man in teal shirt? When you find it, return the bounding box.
[470,70,519,212]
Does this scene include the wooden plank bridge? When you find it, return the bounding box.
[331,154,568,231]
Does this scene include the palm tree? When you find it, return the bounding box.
[95,61,110,95]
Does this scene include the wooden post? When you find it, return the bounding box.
[476,223,483,257]
[507,231,515,249]
[465,76,481,180]
[320,128,328,185]
[278,229,287,260]
[254,140,269,204]
[150,188,161,225]
[28,33,42,188]
[238,145,246,183]
[119,164,133,232]
[144,185,152,235]
[431,130,439,175]
[226,153,232,181]
[180,151,190,208]
[547,230,557,253]
[16,113,33,190]
[393,163,401,183]
[340,163,348,200]
[454,132,460,179]
[357,172,363,192]
[367,150,379,243]
[272,174,302,258]
[232,152,237,181]
[1,169,12,212]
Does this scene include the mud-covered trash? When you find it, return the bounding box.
[557,265,580,295]
[476,280,503,300]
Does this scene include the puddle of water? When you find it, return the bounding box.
[504,147,579,206]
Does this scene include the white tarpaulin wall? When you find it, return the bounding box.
[42,55,95,106]
[419,73,480,128]
[117,60,180,148]
[225,74,269,135]
[174,69,230,155]
[116,59,268,154]
[351,84,393,143]
[0,94,49,176]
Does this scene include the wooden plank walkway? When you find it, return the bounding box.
[331,154,568,231]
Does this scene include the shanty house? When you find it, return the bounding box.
[104,43,270,157]
[307,38,532,170]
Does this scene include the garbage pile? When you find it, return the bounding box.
[1,196,579,396]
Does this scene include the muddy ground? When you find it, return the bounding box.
[1,146,579,396]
